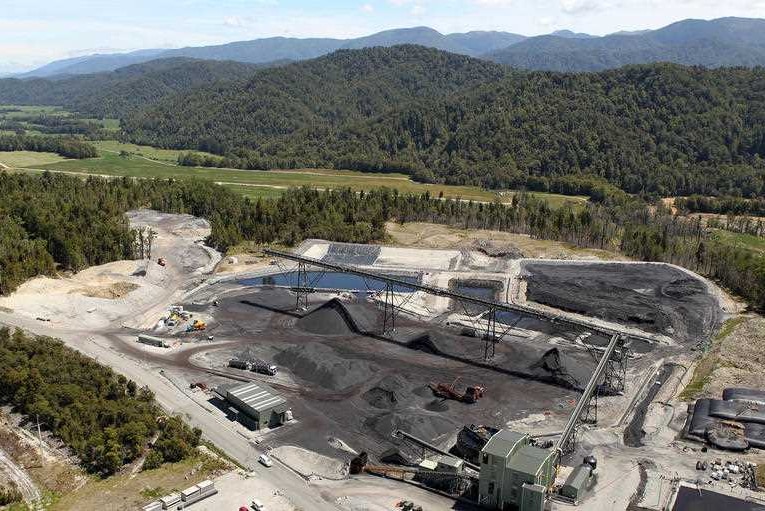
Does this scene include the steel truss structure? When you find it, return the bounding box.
[264,249,651,362]
[556,334,628,455]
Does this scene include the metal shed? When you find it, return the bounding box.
[219,382,287,430]
[561,464,593,503]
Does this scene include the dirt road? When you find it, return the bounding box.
[0,210,343,511]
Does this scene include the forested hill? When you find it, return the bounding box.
[486,17,765,71]
[0,58,265,118]
[123,46,765,198]
[122,46,510,154]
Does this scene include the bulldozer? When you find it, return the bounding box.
[429,377,485,404]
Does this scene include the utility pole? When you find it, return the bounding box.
[34,414,44,467]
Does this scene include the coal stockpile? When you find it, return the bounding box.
[362,375,410,410]
[523,262,722,344]
[321,243,381,266]
[672,485,765,511]
[364,410,459,445]
[295,298,378,335]
[624,364,676,447]
[274,343,378,391]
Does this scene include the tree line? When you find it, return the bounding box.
[1,171,762,310]
[0,134,98,159]
[0,328,201,475]
[676,195,765,218]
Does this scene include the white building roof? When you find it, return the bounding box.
[228,382,286,413]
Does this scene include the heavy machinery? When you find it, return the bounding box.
[157,257,166,267]
[250,359,278,376]
[186,319,206,332]
[429,378,485,404]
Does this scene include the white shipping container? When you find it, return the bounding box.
[197,480,215,491]
[142,502,163,511]
[181,486,201,500]
[159,493,181,509]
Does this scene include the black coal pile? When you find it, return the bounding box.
[365,410,458,445]
[528,348,582,389]
[523,262,722,344]
[274,343,377,391]
[295,299,358,335]
[362,375,410,410]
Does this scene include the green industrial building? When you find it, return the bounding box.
[216,381,288,430]
[478,430,557,510]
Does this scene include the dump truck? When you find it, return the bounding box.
[229,359,250,370]
[429,378,485,404]
[250,359,278,376]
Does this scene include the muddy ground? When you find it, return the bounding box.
[522,262,723,345]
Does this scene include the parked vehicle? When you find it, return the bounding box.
[258,454,273,467]
[251,500,266,511]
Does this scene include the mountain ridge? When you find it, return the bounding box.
[487,17,765,71]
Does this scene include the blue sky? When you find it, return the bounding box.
[1,0,765,72]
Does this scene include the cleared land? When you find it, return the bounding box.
[385,222,623,260]
[52,452,229,511]
[15,150,588,207]
[0,151,67,167]
[712,229,765,254]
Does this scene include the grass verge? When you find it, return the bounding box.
[678,316,748,401]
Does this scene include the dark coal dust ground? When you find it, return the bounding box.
[181,286,601,463]
[522,262,722,345]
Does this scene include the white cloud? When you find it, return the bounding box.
[561,0,617,15]
[471,0,514,6]
[361,3,374,13]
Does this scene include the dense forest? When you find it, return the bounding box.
[0,58,263,118]
[122,46,765,198]
[2,172,761,310]
[0,328,201,474]
[0,134,97,159]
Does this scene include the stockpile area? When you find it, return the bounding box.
[522,262,722,344]
[193,287,587,458]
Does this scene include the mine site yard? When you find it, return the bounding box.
[1,211,761,511]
